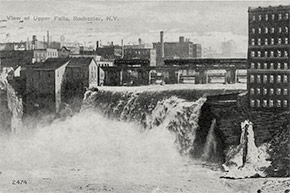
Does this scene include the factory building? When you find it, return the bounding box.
[153,31,202,66]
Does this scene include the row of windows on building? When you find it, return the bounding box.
[98,63,111,67]
[125,50,150,55]
[249,74,289,83]
[90,66,97,71]
[250,87,288,95]
[250,37,288,46]
[47,51,58,57]
[34,51,58,58]
[251,12,289,21]
[91,71,97,80]
[250,99,288,108]
[251,26,288,34]
[250,50,289,57]
[250,62,289,69]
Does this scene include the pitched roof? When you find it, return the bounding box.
[32,58,70,70]
[66,57,95,68]
[59,46,70,51]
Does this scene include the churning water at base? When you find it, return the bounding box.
[0,111,186,176]
[2,111,251,193]
[83,90,219,160]
[1,88,287,192]
[0,91,222,179]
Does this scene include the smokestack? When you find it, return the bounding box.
[111,41,114,46]
[160,31,164,58]
[47,30,49,48]
[96,41,99,49]
[26,38,29,50]
[179,36,184,43]
[138,38,142,45]
[121,39,124,58]
[32,35,37,44]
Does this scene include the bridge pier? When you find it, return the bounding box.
[225,69,237,84]
[195,70,208,84]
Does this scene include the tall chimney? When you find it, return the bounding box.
[121,39,124,58]
[96,41,99,49]
[26,38,29,50]
[47,30,49,48]
[32,35,37,43]
[138,38,142,45]
[179,36,184,43]
[160,31,164,58]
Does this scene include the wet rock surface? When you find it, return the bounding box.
[206,93,290,177]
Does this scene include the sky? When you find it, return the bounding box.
[0,0,289,54]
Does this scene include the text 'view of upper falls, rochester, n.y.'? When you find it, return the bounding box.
[0,1,289,193]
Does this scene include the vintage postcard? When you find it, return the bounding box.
[0,0,289,192]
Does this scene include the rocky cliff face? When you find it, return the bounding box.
[0,73,23,134]
[206,92,290,177]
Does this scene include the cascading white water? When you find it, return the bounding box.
[0,109,244,193]
[0,111,185,184]
[2,88,284,192]
[222,120,271,178]
[144,96,208,155]
[120,92,140,121]
[82,90,223,160]
[202,118,218,160]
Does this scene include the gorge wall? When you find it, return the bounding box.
[0,73,23,135]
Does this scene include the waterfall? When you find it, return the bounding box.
[202,118,218,161]
[222,120,271,178]
[82,89,223,160]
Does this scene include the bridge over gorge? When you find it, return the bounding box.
[100,58,247,86]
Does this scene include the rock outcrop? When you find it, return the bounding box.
[0,72,23,134]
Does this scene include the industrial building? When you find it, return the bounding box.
[95,42,122,60]
[153,31,202,65]
[101,59,152,86]
[25,58,70,114]
[25,57,99,114]
[123,48,156,66]
[247,5,290,110]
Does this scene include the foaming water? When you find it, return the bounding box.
[145,96,207,155]
[0,111,185,178]
[85,91,210,149]
[222,120,271,178]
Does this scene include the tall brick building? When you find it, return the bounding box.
[247,5,290,110]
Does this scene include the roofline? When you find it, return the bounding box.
[248,5,290,12]
[33,60,70,71]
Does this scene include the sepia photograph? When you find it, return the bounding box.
[0,0,289,192]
